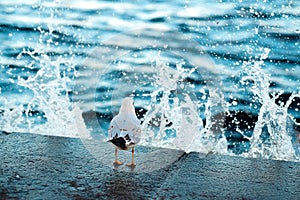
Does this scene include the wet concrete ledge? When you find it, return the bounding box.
[1,132,300,199]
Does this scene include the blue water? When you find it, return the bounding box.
[0,0,299,161]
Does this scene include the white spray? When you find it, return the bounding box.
[242,48,299,161]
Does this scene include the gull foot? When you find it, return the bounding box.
[113,160,123,165]
[126,163,136,167]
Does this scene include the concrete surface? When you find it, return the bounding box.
[1,132,300,199]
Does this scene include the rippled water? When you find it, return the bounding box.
[0,0,299,162]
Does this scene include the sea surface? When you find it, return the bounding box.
[0,0,299,162]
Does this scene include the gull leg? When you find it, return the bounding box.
[113,148,123,165]
[126,147,136,167]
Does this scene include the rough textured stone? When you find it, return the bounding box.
[1,132,300,199]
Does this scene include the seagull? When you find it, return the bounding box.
[108,97,141,166]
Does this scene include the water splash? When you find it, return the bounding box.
[16,52,88,138]
[0,1,89,138]
[1,0,299,164]
[140,52,228,154]
[140,53,199,151]
[241,48,299,161]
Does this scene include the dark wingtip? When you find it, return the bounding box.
[124,134,129,140]
[109,137,127,149]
